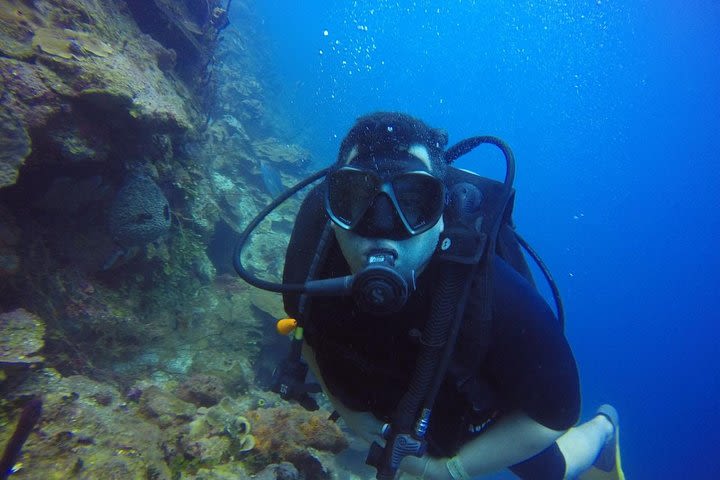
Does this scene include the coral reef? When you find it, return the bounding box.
[179,396,256,465]
[184,461,299,480]
[0,0,204,188]
[1,371,173,479]
[245,406,348,476]
[0,397,43,479]
[0,1,352,478]
[0,370,342,480]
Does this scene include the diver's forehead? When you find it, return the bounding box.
[342,143,433,172]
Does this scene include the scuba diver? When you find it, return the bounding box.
[234,112,625,480]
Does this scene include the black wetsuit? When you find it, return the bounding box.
[288,241,580,479]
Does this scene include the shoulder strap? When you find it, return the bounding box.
[282,183,331,320]
[439,168,515,380]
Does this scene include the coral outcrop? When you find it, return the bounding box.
[179,396,256,466]
[178,374,227,408]
[140,385,197,428]
[0,308,45,365]
[245,406,349,476]
[1,368,343,479]
[1,371,173,479]
[0,0,204,188]
[123,0,230,88]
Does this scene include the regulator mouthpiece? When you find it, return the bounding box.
[352,250,409,315]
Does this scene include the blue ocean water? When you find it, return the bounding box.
[241,1,720,478]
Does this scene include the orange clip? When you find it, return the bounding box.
[276,318,298,335]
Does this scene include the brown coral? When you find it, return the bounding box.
[245,406,348,469]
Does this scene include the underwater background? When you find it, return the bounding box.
[252,1,719,479]
[0,0,717,478]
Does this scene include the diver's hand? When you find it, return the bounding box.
[398,455,429,479]
[270,357,321,411]
[399,455,451,480]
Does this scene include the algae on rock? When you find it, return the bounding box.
[1,372,173,480]
[0,309,45,364]
[0,0,203,188]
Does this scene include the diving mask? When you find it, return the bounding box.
[325,166,446,239]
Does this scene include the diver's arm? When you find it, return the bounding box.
[303,342,563,479]
[401,411,564,479]
[454,411,563,476]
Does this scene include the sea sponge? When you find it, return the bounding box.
[108,175,171,247]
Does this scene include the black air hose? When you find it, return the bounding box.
[444,136,515,188]
[233,168,329,292]
[514,232,565,330]
[393,265,467,430]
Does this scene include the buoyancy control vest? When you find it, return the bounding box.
[282,170,521,449]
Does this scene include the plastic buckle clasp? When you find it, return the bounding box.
[387,432,426,470]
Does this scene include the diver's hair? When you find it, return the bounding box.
[337,112,449,176]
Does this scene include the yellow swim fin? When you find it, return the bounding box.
[579,405,626,480]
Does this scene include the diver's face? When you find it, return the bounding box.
[332,213,443,279]
[328,142,445,278]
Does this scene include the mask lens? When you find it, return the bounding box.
[327,169,379,228]
[392,173,445,233]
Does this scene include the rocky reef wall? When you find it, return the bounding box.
[1,0,230,374]
[0,1,352,478]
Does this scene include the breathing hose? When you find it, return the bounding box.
[232,168,329,293]
[513,232,565,330]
